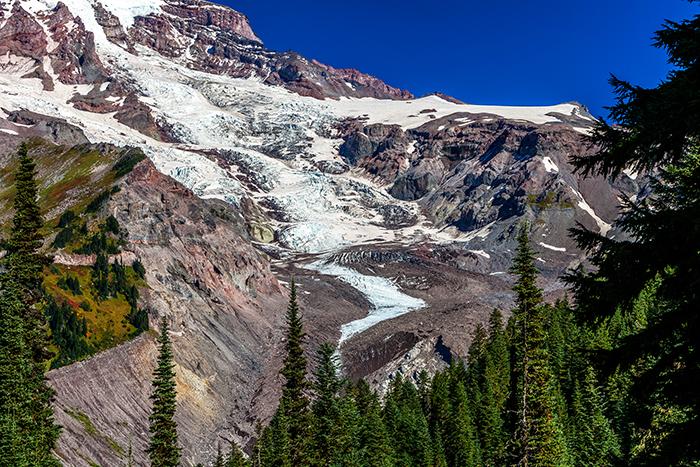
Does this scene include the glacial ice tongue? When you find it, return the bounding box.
[306,260,426,343]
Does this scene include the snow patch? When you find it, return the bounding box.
[468,249,490,259]
[542,156,559,173]
[93,0,164,29]
[571,188,612,236]
[326,95,586,130]
[539,242,567,252]
[623,168,638,180]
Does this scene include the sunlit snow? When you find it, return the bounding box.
[306,260,426,343]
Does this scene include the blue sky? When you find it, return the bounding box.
[223,0,697,118]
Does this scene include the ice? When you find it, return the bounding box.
[623,168,638,180]
[306,260,426,343]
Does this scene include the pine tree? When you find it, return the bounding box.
[279,280,312,465]
[568,367,619,466]
[255,402,291,467]
[446,381,481,466]
[354,380,394,467]
[92,251,110,300]
[383,376,433,466]
[5,143,45,299]
[213,444,225,467]
[565,7,700,462]
[3,143,53,367]
[0,143,60,466]
[479,309,510,465]
[147,318,180,467]
[508,226,567,466]
[0,287,60,466]
[226,441,249,467]
[428,371,451,464]
[311,342,359,465]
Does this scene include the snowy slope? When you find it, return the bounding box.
[0,0,615,343]
[327,95,593,130]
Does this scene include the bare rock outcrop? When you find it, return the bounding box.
[49,160,288,466]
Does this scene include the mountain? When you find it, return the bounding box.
[0,0,646,465]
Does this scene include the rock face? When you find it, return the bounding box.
[337,111,635,250]
[0,2,47,59]
[50,160,288,466]
[46,2,109,84]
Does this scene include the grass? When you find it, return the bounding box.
[527,191,575,210]
[43,264,140,353]
[66,409,125,458]
[0,139,146,229]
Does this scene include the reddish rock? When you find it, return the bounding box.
[114,94,176,142]
[93,1,135,52]
[47,3,109,84]
[0,3,47,59]
[161,0,261,43]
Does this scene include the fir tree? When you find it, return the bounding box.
[354,380,394,467]
[255,402,291,467]
[278,280,313,465]
[568,366,619,466]
[446,381,481,466]
[566,7,700,463]
[479,309,510,465]
[508,226,567,466]
[147,318,181,467]
[383,376,433,466]
[213,444,225,467]
[311,342,359,465]
[5,143,45,299]
[0,287,60,466]
[0,143,60,466]
[226,441,249,467]
[92,251,110,300]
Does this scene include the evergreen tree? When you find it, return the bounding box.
[428,371,451,463]
[213,444,225,467]
[147,318,181,467]
[92,251,110,300]
[568,366,619,466]
[45,297,89,368]
[479,309,510,465]
[566,6,700,463]
[5,143,45,300]
[508,226,567,466]
[354,380,394,467]
[445,381,480,466]
[279,280,313,465]
[0,143,60,466]
[0,287,60,466]
[226,441,249,467]
[254,403,291,467]
[311,342,358,465]
[3,143,54,368]
[383,376,433,466]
